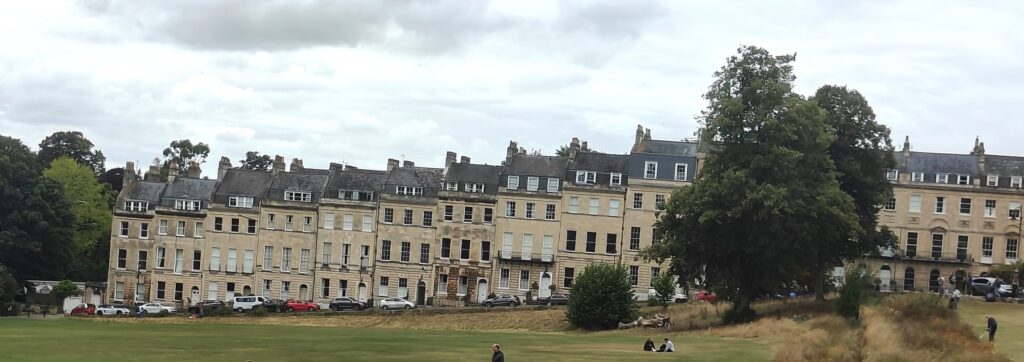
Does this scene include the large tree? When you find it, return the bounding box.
[239,151,272,171]
[0,135,75,281]
[645,46,861,322]
[808,85,897,300]
[37,131,106,175]
[43,157,115,280]
[162,139,210,176]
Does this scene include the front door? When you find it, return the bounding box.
[416,282,426,306]
[477,279,489,303]
[358,283,367,302]
[539,273,552,298]
[879,266,891,291]
[190,287,200,306]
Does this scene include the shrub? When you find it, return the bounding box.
[52,280,82,301]
[251,307,269,317]
[0,264,15,303]
[651,273,676,307]
[565,263,638,330]
[835,265,871,320]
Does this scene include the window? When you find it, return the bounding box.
[985,200,997,218]
[381,240,392,261]
[675,163,688,181]
[324,213,335,229]
[174,200,201,211]
[1010,201,1022,219]
[247,219,256,234]
[606,233,617,254]
[174,283,183,301]
[563,268,574,288]
[484,208,493,223]
[244,249,254,273]
[655,195,666,210]
[505,202,516,217]
[119,221,129,237]
[610,173,622,186]
[403,210,413,225]
[227,249,238,272]
[502,232,513,258]
[445,182,458,191]
[210,248,221,271]
[884,197,896,211]
[228,196,254,208]
[886,169,898,181]
[588,198,598,215]
[156,247,165,268]
[361,245,370,268]
[983,237,994,259]
[468,183,485,193]
[464,207,473,223]
[912,172,924,182]
[401,242,411,262]
[957,235,969,261]
[458,276,469,295]
[519,270,530,290]
[441,238,451,259]
[500,269,510,288]
[322,279,330,298]
[936,174,949,184]
[527,177,539,191]
[117,249,127,269]
[208,282,218,301]
[282,247,292,271]
[136,250,147,271]
[300,249,310,273]
[957,175,970,185]
[378,277,389,297]
[609,200,620,216]
[568,196,579,213]
[214,217,223,231]
[988,175,999,187]
[522,234,533,259]
[157,281,166,300]
[1012,176,1023,188]
[123,200,148,212]
[931,234,943,259]
[644,162,657,179]
[547,178,559,192]
[481,240,491,261]
[384,208,394,223]
[507,176,519,190]
[444,205,454,221]
[262,280,271,298]
[909,195,921,213]
[362,215,373,232]
[565,230,577,251]
[905,232,921,257]
[230,218,240,233]
[320,242,332,267]
[422,211,433,226]
[192,250,202,271]
[398,278,408,298]
[633,193,643,208]
[585,232,597,253]
[629,266,639,286]
[159,220,168,235]
[653,227,662,244]
[959,198,972,215]
[267,214,276,229]
[303,217,312,232]
[174,249,183,274]
[935,197,945,214]
[575,171,596,184]
[285,215,294,231]
[338,280,348,297]
[460,239,471,260]
[630,227,641,250]
[342,244,351,266]
[419,243,430,264]
[525,203,535,218]
[284,191,311,202]
[176,221,186,236]
[545,204,556,220]
[650,267,661,286]
[340,190,374,201]
[280,281,290,300]
[263,246,273,271]
[1008,238,1019,260]
[437,274,448,293]
[904,268,915,291]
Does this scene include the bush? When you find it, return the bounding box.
[565,263,638,330]
[651,273,676,307]
[52,280,82,301]
[0,264,15,303]
[836,265,871,320]
[251,307,269,317]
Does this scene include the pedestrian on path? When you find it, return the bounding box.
[986,315,998,342]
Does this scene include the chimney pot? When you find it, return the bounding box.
[460,156,470,164]
[387,158,399,172]
[289,158,304,172]
[218,157,231,180]
[272,155,286,172]
[403,160,415,168]
[186,162,201,178]
[167,161,179,182]
[446,151,457,168]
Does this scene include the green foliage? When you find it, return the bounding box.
[0,264,15,303]
[836,265,871,319]
[52,280,82,301]
[98,167,125,192]
[651,273,676,307]
[162,139,210,177]
[240,151,273,171]
[37,131,106,175]
[989,262,1019,282]
[43,157,115,280]
[565,263,638,330]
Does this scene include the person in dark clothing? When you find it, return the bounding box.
[492,344,504,362]
[643,338,656,352]
[986,315,998,342]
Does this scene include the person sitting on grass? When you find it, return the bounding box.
[643,338,656,352]
[657,338,675,352]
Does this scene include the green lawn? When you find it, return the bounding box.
[0,318,772,361]
[959,298,1024,358]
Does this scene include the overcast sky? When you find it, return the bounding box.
[1,1,1021,175]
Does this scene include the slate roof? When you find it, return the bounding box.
[984,155,1024,176]
[326,169,387,194]
[213,169,273,205]
[446,163,503,184]
[122,181,165,202]
[383,167,444,197]
[505,155,569,178]
[161,177,217,201]
[568,152,629,173]
[895,152,979,176]
[267,170,330,202]
[637,140,699,157]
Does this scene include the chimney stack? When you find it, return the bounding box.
[272,155,285,172]
[569,137,581,159]
[124,161,136,187]
[167,161,179,182]
[145,161,161,182]
[446,151,457,168]
[218,157,231,180]
[460,156,470,164]
[505,141,518,166]
[387,158,399,172]
[644,128,651,143]
[403,160,415,168]
[581,141,589,152]
[186,162,202,178]
[901,136,911,169]
[289,158,304,172]
[633,124,644,152]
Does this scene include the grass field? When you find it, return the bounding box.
[959,298,1024,359]
[0,317,772,361]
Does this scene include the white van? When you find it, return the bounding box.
[230,296,269,312]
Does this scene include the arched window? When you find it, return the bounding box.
[242,285,252,296]
[904,267,915,291]
[929,269,941,292]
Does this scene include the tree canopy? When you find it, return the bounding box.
[37,131,106,175]
[43,157,115,280]
[565,263,638,329]
[240,151,273,171]
[162,139,210,176]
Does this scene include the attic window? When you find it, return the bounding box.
[284,191,311,202]
[1012,177,1023,188]
[174,200,201,211]
[885,169,898,181]
[228,196,254,208]
[610,173,622,186]
[467,183,485,193]
[957,175,970,185]
[987,175,999,187]
[936,174,949,184]
[575,171,596,184]
[911,172,924,182]
[546,178,559,192]
[396,186,423,196]
[124,201,148,212]
[445,182,458,191]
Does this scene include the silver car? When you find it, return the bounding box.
[378,297,416,310]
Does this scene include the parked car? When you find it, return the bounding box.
[673,292,688,303]
[379,297,416,310]
[95,304,131,316]
[70,303,96,316]
[138,302,176,314]
[997,284,1015,298]
[328,297,367,311]
[696,290,717,303]
[970,277,996,295]
[482,294,520,308]
[261,298,287,313]
[285,299,320,312]
[230,296,270,312]
[190,300,228,314]
[536,294,570,306]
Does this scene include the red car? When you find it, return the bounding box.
[284,299,320,312]
[70,303,96,316]
[696,290,718,303]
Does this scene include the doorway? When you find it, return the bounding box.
[358,282,367,302]
[539,273,552,298]
[879,265,891,291]
[190,287,200,305]
[416,281,426,306]
[476,279,489,304]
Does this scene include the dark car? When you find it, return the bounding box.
[329,297,367,311]
[261,298,287,313]
[190,300,228,315]
[970,277,996,296]
[482,294,520,308]
[536,294,570,306]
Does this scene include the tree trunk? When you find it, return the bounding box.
[814,267,827,302]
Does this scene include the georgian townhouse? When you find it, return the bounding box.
[108,162,164,304]
[313,164,386,304]
[435,153,503,305]
[559,141,630,296]
[864,137,1024,294]
[203,158,272,302]
[622,126,699,295]
[375,160,442,306]
[256,159,328,301]
[494,142,567,300]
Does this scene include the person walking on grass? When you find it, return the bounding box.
[986,315,998,342]
[491,344,505,362]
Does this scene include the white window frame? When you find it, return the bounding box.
[284,191,312,202]
[210,247,221,271]
[908,195,921,213]
[174,249,183,274]
[886,169,898,181]
[588,197,599,215]
[194,222,203,238]
[644,162,657,179]
[546,178,559,192]
[343,214,354,230]
[610,173,622,186]
[124,200,148,212]
[609,199,620,217]
[575,171,596,184]
[300,248,310,273]
[228,196,254,208]
[437,274,448,294]
[468,183,485,193]
[675,163,688,181]
[499,269,510,289]
[985,200,997,218]
[522,234,533,260]
[507,176,519,190]
[139,223,149,239]
[208,282,218,301]
[505,201,516,217]
[176,221,185,237]
[174,200,201,211]
[1012,176,1023,188]
[156,247,165,269]
[362,215,373,232]
[518,270,530,291]
[527,177,539,191]
[1009,201,1021,220]
[988,175,999,187]
[282,247,292,272]
[445,182,458,191]
[324,213,335,229]
[957,174,971,185]
[935,196,946,214]
[569,196,579,213]
[227,248,238,273]
[936,174,949,184]
[243,249,253,273]
[911,172,924,182]
[159,220,167,235]
[303,216,312,232]
[119,221,129,237]
[262,246,273,271]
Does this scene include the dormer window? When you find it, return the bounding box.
[610,173,622,186]
[527,177,539,191]
[228,196,254,208]
[546,178,559,192]
[575,171,596,184]
[445,182,458,191]
[885,169,898,181]
[987,175,999,187]
[124,200,149,212]
[957,175,970,185]
[284,191,311,202]
[174,200,201,211]
[1012,177,1023,188]
[340,190,374,201]
[507,176,519,190]
[644,162,658,179]
[911,172,924,182]
[467,183,485,193]
[936,174,949,184]
[395,186,423,196]
[675,164,688,181]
